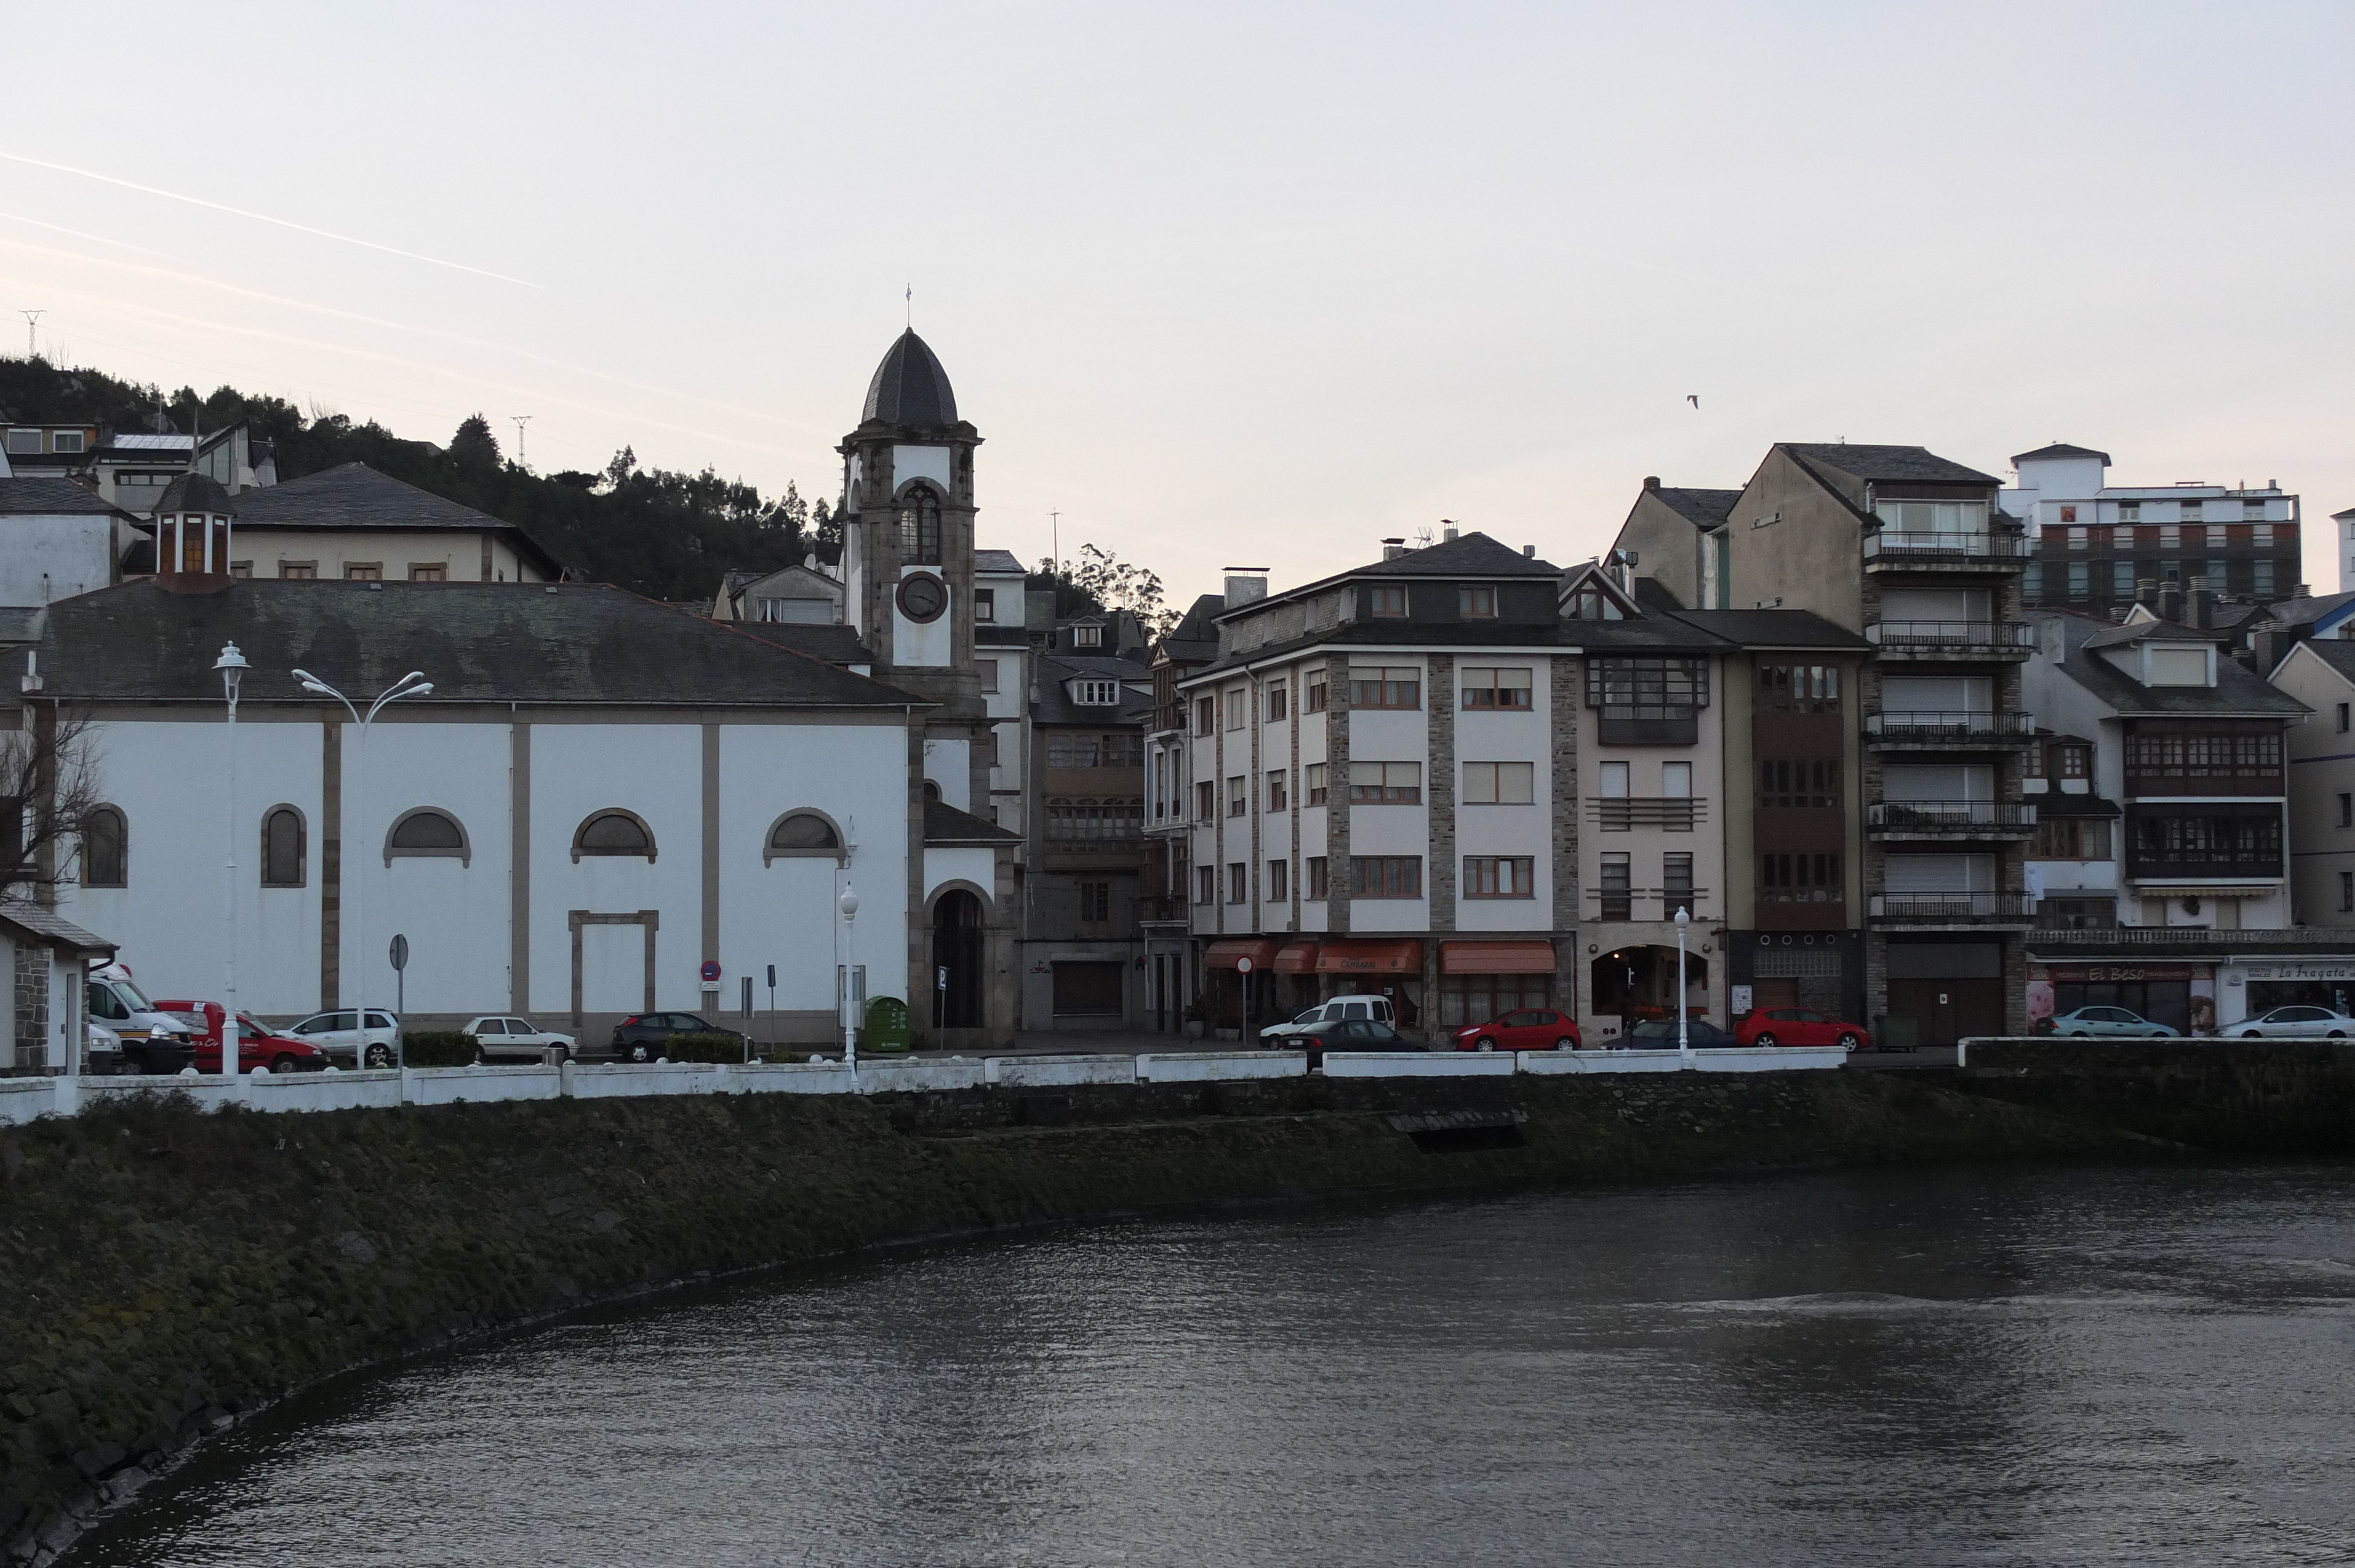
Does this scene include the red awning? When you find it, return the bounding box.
[1203,939,1280,971]
[1272,942,1321,974]
[1441,941,1559,975]
[1315,939,1425,975]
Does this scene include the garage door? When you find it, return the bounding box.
[1053,961,1125,1016]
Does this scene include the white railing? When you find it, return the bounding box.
[0,1045,1852,1125]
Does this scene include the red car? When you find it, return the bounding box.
[152,1001,329,1075]
[1452,1008,1581,1052]
[1734,1007,1870,1051]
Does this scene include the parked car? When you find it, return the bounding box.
[1259,995,1394,1044]
[151,1001,330,1074]
[1735,1008,1871,1051]
[460,1015,579,1062]
[2039,1006,2178,1039]
[1451,1009,1581,1052]
[1623,1018,1743,1050]
[1293,1016,1412,1068]
[2230,1005,2355,1039]
[284,1008,402,1068]
[609,1012,747,1062]
[83,964,200,1072]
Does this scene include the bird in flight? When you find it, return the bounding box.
[1686,394,1700,408]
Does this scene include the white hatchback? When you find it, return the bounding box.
[285,1008,402,1068]
[462,1016,579,1062]
[2231,1005,2355,1039]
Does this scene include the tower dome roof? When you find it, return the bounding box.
[155,471,236,515]
[861,329,958,427]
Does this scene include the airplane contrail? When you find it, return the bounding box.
[0,211,159,255]
[0,151,536,287]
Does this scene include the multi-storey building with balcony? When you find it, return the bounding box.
[2006,443,2304,615]
[2021,606,2312,1032]
[1613,442,2035,1045]
[1142,586,1235,1031]
[1168,531,1860,1045]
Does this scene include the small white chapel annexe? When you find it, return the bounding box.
[36,572,943,1043]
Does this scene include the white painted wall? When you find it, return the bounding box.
[1455,658,1554,931]
[893,566,953,667]
[352,720,512,1015]
[0,514,114,606]
[529,723,702,1014]
[239,529,545,582]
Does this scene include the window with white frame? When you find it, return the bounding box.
[1072,679,1121,706]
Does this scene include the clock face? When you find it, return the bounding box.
[897,572,948,623]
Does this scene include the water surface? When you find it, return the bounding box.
[79,1162,2355,1566]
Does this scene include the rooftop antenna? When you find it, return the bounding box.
[1050,510,1061,574]
[19,310,43,360]
[905,284,912,331]
[510,414,532,468]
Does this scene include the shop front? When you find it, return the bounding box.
[1435,941,1560,1028]
[2027,961,2211,1035]
[1202,938,1279,1034]
[2227,958,2355,1021]
[1316,939,1425,1030]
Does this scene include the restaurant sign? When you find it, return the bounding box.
[2237,961,2355,983]
[2045,965,2195,984]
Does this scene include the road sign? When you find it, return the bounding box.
[1235,956,1254,974]
[766,964,777,988]
[389,934,409,972]
[700,959,722,984]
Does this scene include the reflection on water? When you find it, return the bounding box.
[77,1162,2355,1567]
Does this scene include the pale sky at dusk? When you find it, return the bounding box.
[3,1,2349,602]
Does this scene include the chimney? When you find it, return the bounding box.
[1523,544,1535,558]
[1222,566,1268,606]
[1381,537,1407,562]
[1643,476,1660,491]
[1441,519,1459,542]
[2136,577,2158,611]
[2158,579,2184,624]
[2188,575,2214,630]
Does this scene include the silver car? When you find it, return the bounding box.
[284,1008,402,1067]
[461,1015,579,1062]
[2044,1005,2178,1039]
[2231,1005,2355,1039]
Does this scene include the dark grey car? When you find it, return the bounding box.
[608,1012,748,1061]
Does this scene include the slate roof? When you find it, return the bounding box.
[1647,487,1742,527]
[31,582,933,709]
[974,549,1025,574]
[2265,589,2355,630]
[1782,443,2001,487]
[1032,652,1152,726]
[1156,593,1224,666]
[2012,443,2112,466]
[2047,612,2307,719]
[227,463,565,574]
[1660,608,1872,650]
[0,898,114,955]
[861,330,959,427]
[924,796,1018,846]
[727,622,878,667]
[0,478,120,517]
[155,472,236,514]
[2082,617,2220,650]
[1354,531,1560,579]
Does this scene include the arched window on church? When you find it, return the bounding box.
[897,484,943,565]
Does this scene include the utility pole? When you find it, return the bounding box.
[19,310,44,360]
[1050,510,1061,576]
[510,415,532,469]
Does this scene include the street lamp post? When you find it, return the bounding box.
[214,643,247,1084]
[291,668,433,1065]
[1674,905,1693,1068]
[838,880,859,1082]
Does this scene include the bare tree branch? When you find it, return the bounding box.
[0,704,102,899]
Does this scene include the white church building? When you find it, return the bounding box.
[13,333,1024,1056]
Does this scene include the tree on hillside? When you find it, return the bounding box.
[449,414,502,471]
[1033,544,1178,636]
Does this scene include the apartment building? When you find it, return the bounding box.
[2019,606,2311,1031]
[1167,532,1862,1045]
[1141,588,1228,1029]
[1611,442,2034,1045]
[2006,443,2303,614]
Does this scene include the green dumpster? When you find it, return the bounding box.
[1874,1014,1921,1054]
[863,996,913,1054]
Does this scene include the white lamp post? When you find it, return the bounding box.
[291,667,433,1064]
[838,880,860,1080]
[214,643,247,1082]
[1674,904,1693,1068]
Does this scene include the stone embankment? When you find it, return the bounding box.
[4,1068,2140,1563]
[1956,1038,2355,1152]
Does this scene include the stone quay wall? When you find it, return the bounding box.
[3,1069,2141,1563]
[1955,1037,2355,1152]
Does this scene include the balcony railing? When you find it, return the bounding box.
[1869,892,2036,921]
[1588,797,1705,831]
[1869,799,2037,832]
[1590,889,1710,922]
[1138,894,1190,923]
[1865,620,2035,652]
[1866,710,2036,743]
[1863,531,2032,564]
[2029,927,2333,950]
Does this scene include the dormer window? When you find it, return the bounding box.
[1072,679,1121,706]
[1459,586,1496,619]
[2058,745,2090,779]
[1073,624,1102,647]
[1369,586,1407,617]
[1565,586,1625,621]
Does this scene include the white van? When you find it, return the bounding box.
[1259,995,1394,1044]
[84,964,200,1072]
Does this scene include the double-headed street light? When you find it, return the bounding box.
[214,643,247,1082]
[291,668,433,1064]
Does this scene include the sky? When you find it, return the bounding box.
[2,1,2350,603]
